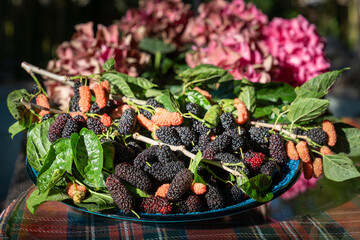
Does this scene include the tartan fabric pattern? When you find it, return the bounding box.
[1,186,359,239]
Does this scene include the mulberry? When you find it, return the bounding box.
[115,163,152,192]
[313,157,323,178]
[65,182,86,204]
[111,104,130,119]
[100,80,111,92]
[141,98,163,120]
[70,112,88,121]
[48,113,71,143]
[93,83,108,108]
[73,114,87,130]
[100,113,112,127]
[155,127,182,146]
[203,133,232,160]
[118,109,137,135]
[186,102,201,117]
[233,98,249,125]
[193,87,212,101]
[224,185,244,206]
[127,141,143,157]
[249,126,269,146]
[144,161,184,182]
[151,108,183,126]
[177,195,205,213]
[260,160,277,176]
[140,196,172,214]
[205,182,224,210]
[155,184,170,198]
[191,120,211,135]
[286,141,299,160]
[31,82,45,95]
[61,118,79,139]
[220,112,237,130]
[41,113,52,122]
[293,127,306,136]
[303,162,313,180]
[71,81,82,112]
[215,153,241,164]
[269,134,287,164]
[36,93,51,117]
[244,152,266,171]
[320,146,333,155]
[174,126,197,147]
[296,141,311,163]
[133,146,158,169]
[137,114,156,132]
[89,102,102,114]
[106,174,135,214]
[112,141,135,165]
[322,120,337,147]
[191,183,207,195]
[156,145,178,163]
[224,128,245,152]
[87,118,106,135]
[306,128,328,146]
[78,86,91,112]
[167,168,193,201]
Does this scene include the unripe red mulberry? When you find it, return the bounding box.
[193,87,212,101]
[36,93,50,117]
[100,113,112,127]
[313,157,323,178]
[93,83,108,108]
[140,196,172,214]
[78,86,91,112]
[286,141,299,160]
[137,114,156,132]
[191,183,207,195]
[320,146,333,155]
[100,80,111,93]
[66,182,86,203]
[322,120,337,147]
[111,104,131,119]
[233,98,249,125]
[151,108,183,126]
[155,184,170,198]
[303,162,314,180]
[296,141,311,163]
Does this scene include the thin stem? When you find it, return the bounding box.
[21,98,64,114]
[250,121,308,140]
[154,51,161,70]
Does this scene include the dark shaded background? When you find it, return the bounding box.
[1,0,359,210]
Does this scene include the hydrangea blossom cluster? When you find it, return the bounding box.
[118,0,193,49]
[185,0,330,85]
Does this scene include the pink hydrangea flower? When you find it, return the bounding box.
[119,0,193,49]
[280,173,319,200]
[262,15,330,86]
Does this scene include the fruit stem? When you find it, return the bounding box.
[250,121,308,140]
[21,98,64,114]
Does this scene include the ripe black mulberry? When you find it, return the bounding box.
[155,127,182,146]
[115,163,152,192]
[118,109,136,135]
[220,112,237,130]
[306,128,328,146]
[140,196,172,214]
[167,168,193,201]
[269,133,287,164]
[205,182,224,210]
[48,113,71,143]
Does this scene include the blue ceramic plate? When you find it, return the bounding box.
[26,159,302,223]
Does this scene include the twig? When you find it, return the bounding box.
[250,121,308,140]
[132,132,244,178]
[21,62,74,87]
[21,98,64,114]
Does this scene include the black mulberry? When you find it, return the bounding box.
[156,127,182,146]
[118,109,136,135]
[73,115,87,130]
[48,113,71,143]
[191,120,211,135]
[203,134,231,160]
[167,168,193,201]
[127,141,143,157]
[70,81,83,112]
[177,195,205,213]
[248,126,270,146]
[41,113,52,122]
[87,117,106,135]
[156,145,178,163]
[306,128,328,146]
[133,146,158,169]
[215,153,241,164]
[140,196,172,214]
[115,163,152,192]
[141,98,163,120]
[105,174,135,214]
[186,103,201,117]
[224,185,244,206]
[61,118,79,139]
[174,126,197,147]
[260,160,277,176]
[220,112,237,130]
[144,161,184,182]
[269,133,287,164]
[205,182,224,210]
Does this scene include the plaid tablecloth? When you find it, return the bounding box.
[1,186,359,239]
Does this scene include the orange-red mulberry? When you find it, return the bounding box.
[233,98,249,125]
[137,114,156,132]
[93,83,108,108]
[313,157,323,178]
[111,104,130,119]
[296,141,311,163]
[320,146,333,155]
[36,93,50,117]
[79,86,91,112]
[191,183,207,195]
[100,80,111,92]
[322,120,337,147]
[286,141,299,160]
[194,87,212,101]
[155,184,170,198]
[66,182,87,203]
[151,108,183,126]
[101,113,112,127]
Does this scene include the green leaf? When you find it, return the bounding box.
[102,141,115,172]
[7,89,33,126]
[189,151,203,174]
[37,138,73,192]
[186,90,212,110]
[102,58,115,71]
[74,128,104,188]
[27,187,69,214]
[332,123,360,157]
[123,182,151,198]
[75,191,115,212]
[322,154,360,182]
[155,90,180,112]
[256,82,296,104]
[240,174,273,202]
[26,119,54,171]
[253,105,275,118]
[203,105,221,128]
[296,68,349,99]
[139,38,176,54]
[238,79,256,114]
[287,98,329,123]
[220,99,235,114]
[8,121,26,139]
[102,72,135,98]
[179,64,233,87]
